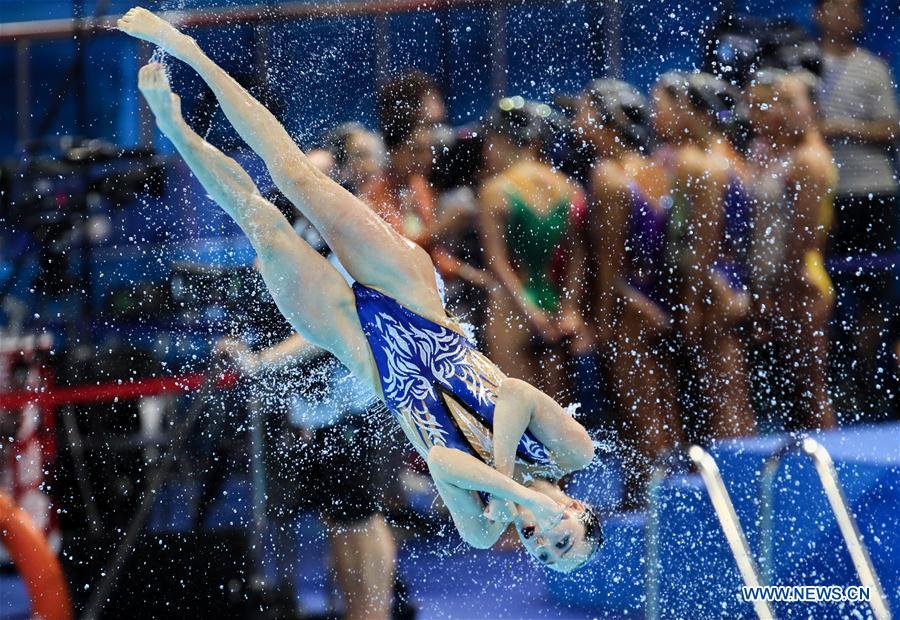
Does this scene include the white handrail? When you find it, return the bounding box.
[801,438,891,620]
[688,445,775,620]
[645,446,774,620]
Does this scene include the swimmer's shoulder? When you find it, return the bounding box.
[675,144,728,184]
[590,158,630,196]
[479,174,513,213]
[792,138,836,184]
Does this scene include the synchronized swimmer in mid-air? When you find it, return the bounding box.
[117,6,602,572]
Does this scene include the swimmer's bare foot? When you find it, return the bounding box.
[137,63,182,134]
[117,7,195,59]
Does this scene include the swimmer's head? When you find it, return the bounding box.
[324,122,386,191]
[654,71,742,143]
[516,489,603,573]
[651,71,690,142]
[377,70,446,150]
[482,97,555,167]
[576,78,650,153]
[747,69,818,138]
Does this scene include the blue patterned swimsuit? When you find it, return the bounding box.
[351,280,564,484]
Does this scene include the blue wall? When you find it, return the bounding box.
[0,0,896,338]
[2,0,897,156]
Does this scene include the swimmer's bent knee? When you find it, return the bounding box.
[426,445,456,475]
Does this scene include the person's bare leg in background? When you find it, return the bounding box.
[330,514,396,620]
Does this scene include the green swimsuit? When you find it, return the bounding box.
[505,189,570,313]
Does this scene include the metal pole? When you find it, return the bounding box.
[757,437,892,620]
[603,0,623,79]
[374,13,391,87]
[15,40,31,146]
[801,439,892,620]
[82,372,219,620]
[644,465,667,620]
[688,445,774,620]
[489,2,508,96]
[247,394,269,588]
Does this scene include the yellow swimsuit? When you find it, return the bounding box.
[804,165,837,300]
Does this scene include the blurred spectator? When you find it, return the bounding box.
[577,79,682,505]
[208,145,404,620]
[478,97,591,400]
[813,0,899,418]
[374,73,447,262]
[653,72,756,442]
[746,70,838,430]
[376,72,493,320]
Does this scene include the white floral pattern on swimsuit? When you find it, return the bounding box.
[373,311,469,446]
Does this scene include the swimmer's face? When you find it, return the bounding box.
[419,90,447,127]
[777,77,815,135]
[747,83,779,136]
[409,126,437,175]
[651,85,682,142]
[749,78,812,137]
[482,131,517,173]
[344,131,386,183]
[516,500,594,573]
[575,97,618,152]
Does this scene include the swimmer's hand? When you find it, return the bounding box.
[213,338,259,376]
[529,493,566,532]
[483,497,517,525]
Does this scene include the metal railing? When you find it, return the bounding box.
[758,437,892,620]
[645,445,774,620]
[1,0,598,148]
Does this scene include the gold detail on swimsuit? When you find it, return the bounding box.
[440,391,495,463]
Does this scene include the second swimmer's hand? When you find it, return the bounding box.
[483,497,517,525]
[213,338,259,376]
[558,310,594,354]
[529,492,566,532]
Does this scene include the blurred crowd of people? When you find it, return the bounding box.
[265,0,897,510]
[207,0,897,616]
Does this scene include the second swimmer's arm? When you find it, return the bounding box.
[478,181,539,320]
[254,333,318,371]
[223,332,320,375]
[784,149,832,281]
[493,378,595,477]
[427,445,555,548]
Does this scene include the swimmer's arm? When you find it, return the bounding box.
[253,333,320,371]
[431,475,509,549]
[677,154,724,315]
[493,378,595,477]
[784,149,833,279]
[220,333,320,376]
[427,445,545,548]
[478,181,537,320]
[590,162,631,339]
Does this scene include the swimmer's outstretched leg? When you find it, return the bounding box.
[137,62,378,389]
[118,8,443,319]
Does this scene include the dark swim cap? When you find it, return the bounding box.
[322,121,368,167]
[656,70,691,100]
[581,78,650,149]
[659,71,744,133]
[569,502,604,572]
[685,72,742,130]
[483,96,555,148]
